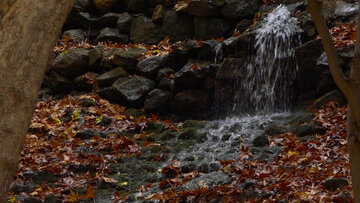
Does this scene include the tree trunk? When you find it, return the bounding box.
[347,108,360,202]
[0,1,74,201]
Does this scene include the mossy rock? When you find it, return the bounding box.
[146,121,165,133]
[183,120,205,128]
[299,134,318,142]
[178,128,198,140]
[154,130,178,141]
[172,140,195,153]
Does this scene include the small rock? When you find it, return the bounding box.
[144,89,172,113]
[44,195,59,203]
[235,19,252,33]
[136,55,172,79]
[181,163,197,173]
[93,0,118,11]
[238,189,261,202]
[194,17,232,40]
[88,46,103,66]
[252,135,269,147]
[51,48,89,78]
[130,16,164,44]
[157,67,174,81]
[158,78,174,90]
[79,98,96,107]
[110,47,146,71]
[263,124,287,136]
[186,0,214,17]
[174,61,212,91]
[112,76,156,107]
[97,12,121,27]
[98,67,129,87]
[23,170,58,184]
[117,12,133,33]
[74,72,99,91]
[209,162,221,172]
[220,0,260,20]
[127,0,147,13]
[178,128,197,140]
[323,177,349,191]
[152,4,166,23]
[292,123,326,137]
[96,27,129,43]
[198,40,222,60]
[76,129,97,139]
[44,72,72,93]
[63,29,85,43]
[173,89,209,115]
[162,10,194,42]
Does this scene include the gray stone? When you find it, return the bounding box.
[98,67,129,87]
[220,0,260,20]
[198,40,221,60]
[130,16,164,44]
[88,46,104,66]
[194,17,232,40]
[101,47,146,70]
[159,78,174,90]
[144,89,172,113]
[174,61,211,91]
[186,0,215,17]
[136,55,172,79]
[117,12,133,33]
[292,123,326,137]
[74,0,94,12]
[263,124,287,136]
[63,29,85,43]
[51,48,89,78]
[23,170,58,184]
[157,67,174,81]
[173,89,209,115]
[97,12,122,27]
[323,177,349,191]
[152,4,166,23]
[44,71,72,93]
[235,19,252,33]
[162,10,194,42]
[96,27,129,43]
[112,75,156,107]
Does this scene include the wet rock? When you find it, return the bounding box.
[173,89,209,115]
[198,40,221,60]
[146,121,165,133]
[221,134,231,141]
[44,72,72,93]
[73,0,94,12]
[194,17,232,40]
[157,67,174,81]
[136,55,172,79]
[152,4,166,23]
[323,177,349,191]
[112,76,156,107]
[117,12,133,33]
[154,130,177,141]
[292,123,326,137]
[74,72,99,91]
[98,67,129,87]
[98,116,112,126]
[76,129,97,139]
[186,0,215,17]
[178,128,198,140]
[236,19,253,33]
[263,124,287,136]
[197,163,209,173]
[144,89,172,113]
[72,12,97,29]
[97,12,122,27]
[63,29,85,43]
[21,197,43,203]
[127,0,147,13]
[209,162,221,172]
[174,61,211,91]
[125,108,143,117]
[79,98,97,107]
[316,70,337,95]
[110,47,146,71]
[44,195,59,203]
[88,46,104,66]
[183,120,205,128]
[335,1,358,17]
[130,16,164,44]
[51,48,89,78]
[310,90,346,110]
[239,179,257,189]
[220,0,260,20]
[158,78,174,90]
[252,135,269,147]
[162,10,194,42]
[23,170,58,184]
[96,27,129,43]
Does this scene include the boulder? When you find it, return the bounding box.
[127,0,147,13]
[292,123,326,137]
[98,67,129,87]
[144,89,172,113]
[112,75,156,107]
[130,16,164,44]
[88,46,104,67]
[173,89,209,115]
[158,78,174,90]
[136,55,172,79]
[220,0,260,20]
[252,135,269,147]
[117,12,133,33]
[63,29,85,43]
[44,72,72,93]
[235,19,252,33]
[194,17,232,40]
[96,28,129,43]
[198,40,222,60]
[112,47,146,70]
[51,48,89,78]
[97,12,121,27]
[162,10,194,42]
[174,61,212,91]
[152,4,166,23]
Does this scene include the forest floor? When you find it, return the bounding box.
[7,94,354,202]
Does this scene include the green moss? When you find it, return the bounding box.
[146,121,165,133]
[183,120,205,128]
[125,108,143,117]
[178,128,197,140]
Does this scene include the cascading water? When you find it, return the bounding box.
[232,5,302,114]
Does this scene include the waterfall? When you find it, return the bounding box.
[228,5,302,114]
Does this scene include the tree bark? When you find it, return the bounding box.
[0,0,74,201]
[347,108,360,202]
